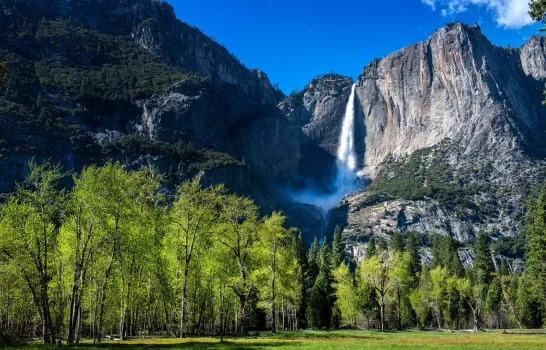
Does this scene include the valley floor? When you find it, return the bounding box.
[5,330,546,350]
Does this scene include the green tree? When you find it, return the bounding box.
[306,241,334,329]
[516,273,543,327]
[390,231,405,252]
[0,60,7,87]
[485,276,502,328]
[292,232,308,328]
[253,212,300,332]
[216,193,260,334]
[164,180,222,336]
[0,161,65,344]
[431,234,462,276]
[473,231,494,285]
[390,252,414,328]
[409,264,433,328]
[332,263,359,327]
[429,266,448,328]
[522,186,546,325]
[331,226,345,268]
[529,0,546,25]
[366,238,377,258]
[358,250,399,330]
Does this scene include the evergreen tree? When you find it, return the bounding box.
[485,276,503,328]
[331,226,345,268]
[522,186,546,326]
[0,60,6,87]
[293,232,309,328]
[366,237,377,258]
[306,241,334,329]
[473,231,494,285]
[390,231,405,252]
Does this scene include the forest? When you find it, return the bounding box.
[0,161,545,345]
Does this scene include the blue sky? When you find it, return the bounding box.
[168,0,542,94]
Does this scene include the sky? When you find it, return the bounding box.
[167,0,542,94]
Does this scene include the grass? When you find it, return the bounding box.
[3,330,546,350]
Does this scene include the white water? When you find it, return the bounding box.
[289,83,362,214]
[334,83,360,189]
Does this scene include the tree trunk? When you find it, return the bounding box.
[96,251,115,343]
[180,266,189,337]
[67,273,81,344]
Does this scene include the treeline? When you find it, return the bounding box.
[0,161,545,345]
[0,161,301,344]
[323,215,546,331]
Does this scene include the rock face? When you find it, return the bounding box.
[356,23,545,177]
[520,35,546,80]
[279,74,355,184]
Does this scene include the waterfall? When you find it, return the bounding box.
[334,83,359,190]
[287,82,362,214]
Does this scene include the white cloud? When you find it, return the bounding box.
[421,0,534,29]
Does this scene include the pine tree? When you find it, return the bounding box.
[293,232,308,328]
[306,240,334,329]
[473,231,494,285]
[331,226,345,268]
[366,237,377,258]
[522,186,546,326]
[390,231,405,252]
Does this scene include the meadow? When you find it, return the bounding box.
[4,330,546,350]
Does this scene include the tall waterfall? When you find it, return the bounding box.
[334,83,359,189]
[287,82,362,214]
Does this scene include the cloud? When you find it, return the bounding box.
[422,0,534,29]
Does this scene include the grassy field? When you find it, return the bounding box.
[3,330,546,350]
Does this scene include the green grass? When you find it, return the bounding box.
[4,330,546,350]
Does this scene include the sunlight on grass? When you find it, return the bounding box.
[5,330,546,350]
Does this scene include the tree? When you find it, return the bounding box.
[306,240,334,329]
[253,212,300,332]
[429,266,448,329]
[164,180,222,336]
[485,276,502,328]
[409,264,433,328]
[358,250,399,330]
[0,60,7,87]
[216,193,260,335]
[390,231,405,252]
[529,0,546,23]
[522,185,546,326]
[332,263,359,327]
[390,252,413,328]
[431,234,462,276]
[366,238,377,258]
[331,226,345,268]
[0,161,65,344]
[61,165,112,344]
[473,231,494,285]
[292,232,308,328]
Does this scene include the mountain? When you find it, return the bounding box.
[1,0,545,260]
[0,0,301,205]
[327,24,546,263]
